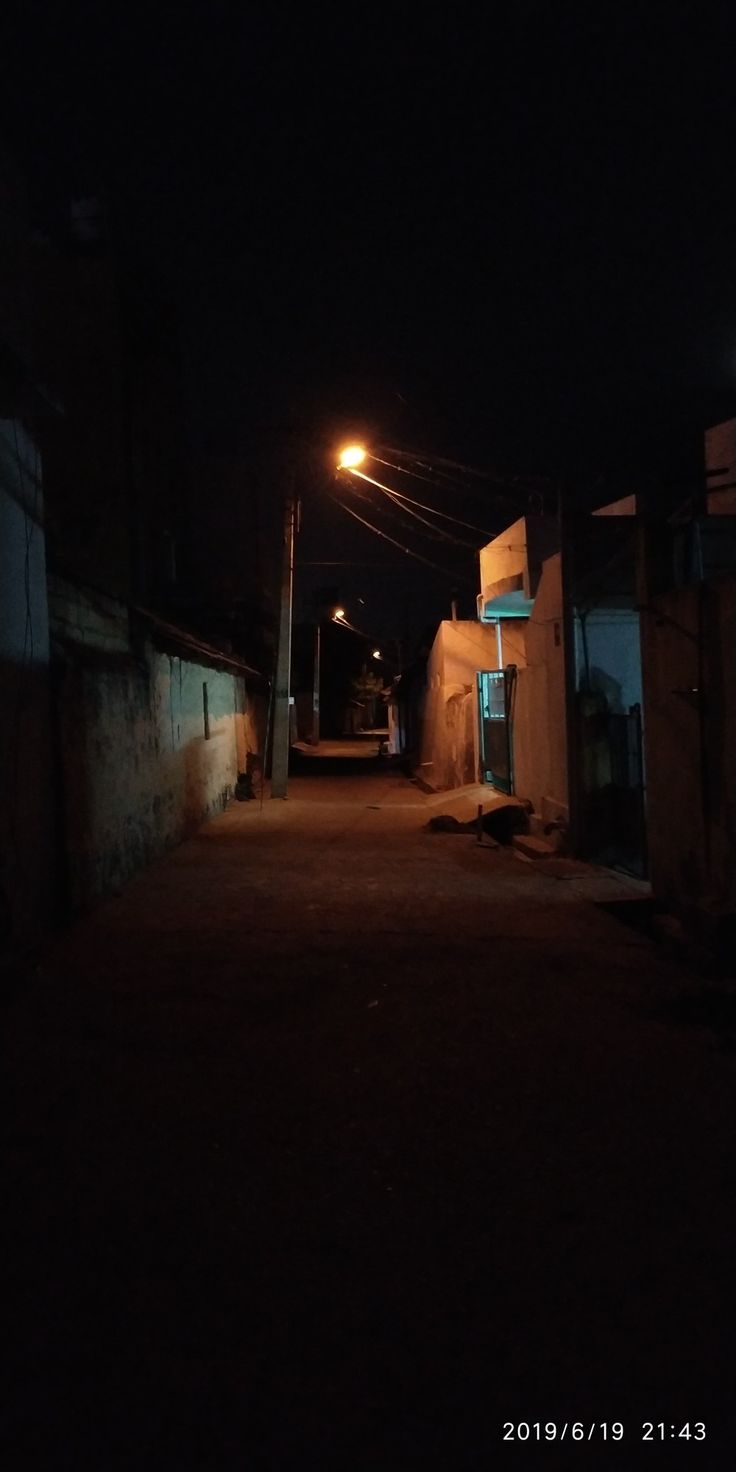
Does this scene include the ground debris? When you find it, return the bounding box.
[426,802,530,845]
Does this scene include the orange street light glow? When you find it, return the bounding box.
[333,608,346,620]
[337,445,367,469]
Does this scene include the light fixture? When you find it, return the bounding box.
[337,445,367,470]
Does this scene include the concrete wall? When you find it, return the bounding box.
[498,618,527,671]
[641,579,736,919]
[512,554,568,819]
[0,420,58,952]
[479,515,559,611]
[418,621,498,790]
[479,516,528,604]
[51,578,257,908]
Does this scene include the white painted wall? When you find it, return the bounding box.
[478,516,560,614]
[498,618,528,670]
[419,621,498,790]
[478,517,528,604]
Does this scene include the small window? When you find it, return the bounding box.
[203,681,210,739]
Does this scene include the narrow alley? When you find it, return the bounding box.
[4,762,735,1469]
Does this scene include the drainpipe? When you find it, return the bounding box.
[495,618,503,670]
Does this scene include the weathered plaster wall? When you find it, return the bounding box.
[51,578,255,907]
[641,579,736,918]
[419,621,498,790]
[0,421,58,952]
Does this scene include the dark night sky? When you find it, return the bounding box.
[3,1,736,641]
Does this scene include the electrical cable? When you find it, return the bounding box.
[343,471,473,549]
[326,490,475,585]
[375,482,497,539]
[335,475,527,555]
[375,446,548,511]
[369,452,529,512]
[347,468,492,545]
[369,452,481,493]
[380,489,481,548]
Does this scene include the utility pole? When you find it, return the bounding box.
[271,492,296,798]
[310,618,321,745]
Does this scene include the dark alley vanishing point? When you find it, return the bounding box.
[4,762,736,1469]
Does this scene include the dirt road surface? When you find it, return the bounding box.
[4,767,735,1469]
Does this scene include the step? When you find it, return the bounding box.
[512,833,557,861]
[528,813,565,850]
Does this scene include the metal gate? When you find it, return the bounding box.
[477,669,514,793]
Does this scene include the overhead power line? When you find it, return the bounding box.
[373,448,549,512]
[326,490,475,586]
[348,467,496,540]
[344,470,478,549]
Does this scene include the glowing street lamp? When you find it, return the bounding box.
[372,648,382,660]
[337,444,367,470]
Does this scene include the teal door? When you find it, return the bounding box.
[477,670,513,793]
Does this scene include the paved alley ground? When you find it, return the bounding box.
[4,764,736,1470]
